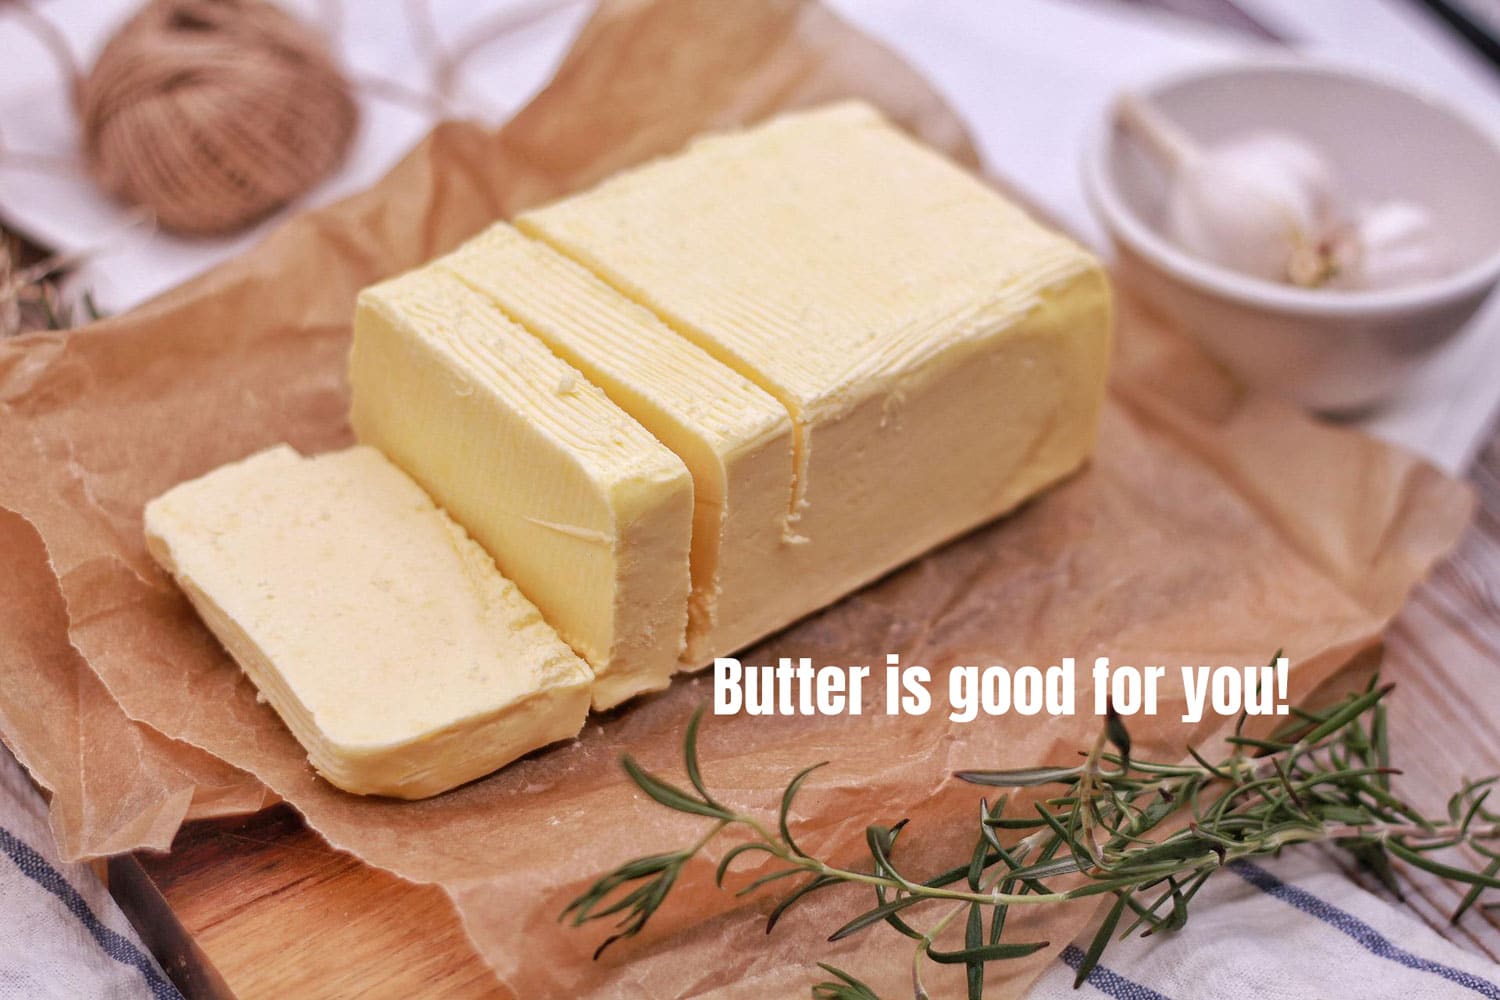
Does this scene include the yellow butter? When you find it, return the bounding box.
[435,223,794,666]
[143,445,594,799]
[519,102,1111,625]
[349,269,694,708]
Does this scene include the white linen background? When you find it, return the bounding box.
[1,1,1499,997]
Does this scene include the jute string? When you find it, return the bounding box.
[74,0,358,236]
[0,0,575,279]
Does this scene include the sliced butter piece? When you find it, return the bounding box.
[520,101,1111,618]
[349,269,693,708]
[143,445,594,799]
[435,223,793,666]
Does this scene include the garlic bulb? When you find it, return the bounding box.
[1167,132,1339,284]
[1115,93,1447,292]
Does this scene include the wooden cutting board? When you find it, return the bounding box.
[109,806,508,999]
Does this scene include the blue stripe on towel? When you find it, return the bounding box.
[1060,942,1176,1000]
[0,826,181,1000]
[1232,861,1500,999]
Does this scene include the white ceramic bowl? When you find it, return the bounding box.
[1083,57,1500,413]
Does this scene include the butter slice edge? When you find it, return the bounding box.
[349,269,695,708]
[144,445,595,799]
[435,223,795,667]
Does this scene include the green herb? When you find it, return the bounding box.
[563,673,1500,998]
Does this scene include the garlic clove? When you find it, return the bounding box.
[1331,200,1448,291]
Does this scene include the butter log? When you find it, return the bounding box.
[435,223,794,667]
[349,269,693,709]
[519,102,1112,627]
[143,445,595,799]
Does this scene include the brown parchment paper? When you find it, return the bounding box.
[0,0,1476,996]
[0,509,272,857]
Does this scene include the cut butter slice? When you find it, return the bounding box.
[519,101,1111,617]
[349,268,693,708]
[143,445,594,799]
[435,223,794,666]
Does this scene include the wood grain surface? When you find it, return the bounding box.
[1372,430,1500,962]
[126,806,506,999]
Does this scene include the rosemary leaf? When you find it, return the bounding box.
[622,755,730,819]
[780,761,829,858]
[926,940,1050,964]
[811,963,881,1000]
[1074,893,1128,988]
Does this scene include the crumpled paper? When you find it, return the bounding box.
[0,0,1474,996]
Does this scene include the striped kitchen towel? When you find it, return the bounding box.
[1028,849,1500,999]
[0,746,180,1000]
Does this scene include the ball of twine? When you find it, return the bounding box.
[76,0,358,236]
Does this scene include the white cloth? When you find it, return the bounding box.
[1030,850,1500,999]
[0,0,593,310]
[0,747,178,1000]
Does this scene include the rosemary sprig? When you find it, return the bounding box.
[564,676,1500,998]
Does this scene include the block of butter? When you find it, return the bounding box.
[147,100,1113,798]
[434,223,795,667]
[519,101,1111,627]
[143,445,595,799]
[349,268,694,709]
